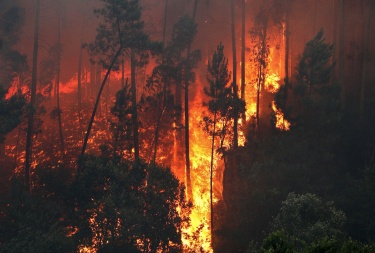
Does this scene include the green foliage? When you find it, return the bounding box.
[259,232,375,253]
[0,176,74,253]
[0,153,188,253]
[260,231,295,253]
[71,155,189,252]
[274,29,340,132]
[271,193,346,246]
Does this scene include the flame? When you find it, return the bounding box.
[1,21,293,252]
[265,72,280,93]
[178,83,215,252]
[272,101,290,131]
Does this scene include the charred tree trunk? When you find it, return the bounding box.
[230,0,238,148]
[285,0,290,83]
[240,0,246,113]
[360,0,372,120]
[163,0,169,47]
[152,0,169,163]
[210,101,217,242]
[255,9,270,134]
[284,0,290,115]
[152,86,167,163]
[25,0,40,191]
[56,0,65,155]
[79,46,123,171]
[338,0,345,108]
[77,40,83,141]
[131,48,140,161]
[184,0,199,201]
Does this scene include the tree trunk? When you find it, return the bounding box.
[184,0,199,201]
[79,46,123,171]
[240,0,246,113]
[152,0,169,163]
[152,89,166,163]
[56,0,65,155]
[284,0,290,115]
[77,39,83,142]
[360,0,372,120]
[25,0,40,191]
[285,0,290,83]
[338,0,345,109]
[163,0,169,47]
[230,0,238,148]
[131,48,140,161]
[210,103,217,242]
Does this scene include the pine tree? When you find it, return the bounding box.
[274,29,340,132]
[80,0,158,165]
[25,0,40,191]
[203,43,231,238]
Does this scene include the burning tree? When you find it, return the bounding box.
[203,43,233,153]
[202,42,231,239]
[145,15,200,165]
[81,0,160,164]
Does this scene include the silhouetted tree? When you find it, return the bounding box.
[202,42,231,238]
[71,155,189,252]
[0,87,25,144]
[81,0,155,165]
[25,0,40,191]
[110,82,133,157]
[274,29,340,132]
[230,0,239,148]
[0,4,27,144]
[0,5,27,90]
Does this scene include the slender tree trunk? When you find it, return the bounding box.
[78,40,83,141]
[152,0,169,163]
[14,124,22,170]
[230,0,238,148]
[163,0,169,47]
[152,90,166,163]
[338,0,345,108]
[121,56,125,87]
[79,46,123,171]
[240,0,246,113]
[255,11,269,134]
[56,0,65,155]
[131,48,140,161]
[210,104,217,242]
[360,0,372,120]
[25,0,40,191]
[285,0,290,83]
[184,0,199,201]
[256,63,262,131]
[284,0,290,117]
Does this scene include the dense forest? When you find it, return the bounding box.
[1,0,375,252]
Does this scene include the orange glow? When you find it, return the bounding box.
[171,82,215,252]
[272,101,290,131]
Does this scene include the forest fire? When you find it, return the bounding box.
[2,0,374,252]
